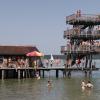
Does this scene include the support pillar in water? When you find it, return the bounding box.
[67,70,71,78]
[56,69,59,78]
[22,70,25,78]
[42,70,45,78]
[2,70,4,80]
[18,70,21,79]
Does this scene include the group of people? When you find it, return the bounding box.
[0,57,29,68]
[81,80,93,91]
[44,59,61,67]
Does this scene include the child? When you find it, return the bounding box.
[47,80,52,87]
[36,72,40,80]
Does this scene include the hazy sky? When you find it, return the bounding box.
[0,0,100,54]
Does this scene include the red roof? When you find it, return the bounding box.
[0,45,39,55]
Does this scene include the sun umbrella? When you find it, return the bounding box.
[26,51,44,57]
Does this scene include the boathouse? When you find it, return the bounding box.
[0,45,40,66]
[0,45,42,79]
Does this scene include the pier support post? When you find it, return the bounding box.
[89,71,92,77]
[88,54,92,77]
[56,69,59,78]
[22,70,25,78]
[2,70,4,80]
[89,54,92,69]
[18,70,21,79]
[42,70,45,78]
[67,70,71,78]
[85,56,88,68]
[38,70,41,77]
[84,70,88,77]
[63,69,67,77]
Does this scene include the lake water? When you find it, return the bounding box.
[0,60,100,100]
[0,71,100,100]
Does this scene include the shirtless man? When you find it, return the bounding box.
[81,80,86,90]
[86,81,93,89]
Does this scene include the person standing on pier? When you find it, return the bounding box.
[76,58,81,68]
[81,58,85,69]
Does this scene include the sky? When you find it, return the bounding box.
[0,0,100,55]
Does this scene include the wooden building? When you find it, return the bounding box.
[0,45,41,79]
[0,45,41,67]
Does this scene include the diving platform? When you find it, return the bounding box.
[66,14,100,25]
[61,45,100,54]
[61,11,100,77]
[64,29,100,40]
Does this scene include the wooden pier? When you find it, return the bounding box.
[0,67,99,79]
[37,67,99,78]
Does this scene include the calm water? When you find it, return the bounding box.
[0,72,100,100]
[0,60,100,100]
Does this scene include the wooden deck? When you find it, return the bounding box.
[36,67,99,71]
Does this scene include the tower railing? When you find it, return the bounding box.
[64,29,100,39]
[66,14,100,23]
[61,45,100,54]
